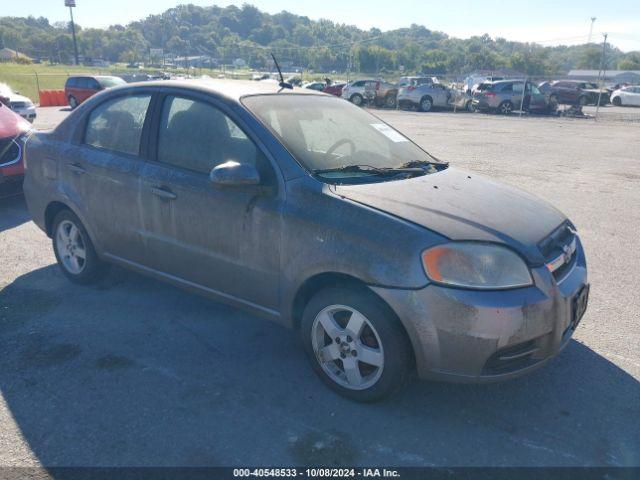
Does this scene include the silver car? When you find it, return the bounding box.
[397,80,451,112]
[0,84,37,123]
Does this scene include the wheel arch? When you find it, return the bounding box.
[44,201,72,237]
[291,271,417,370]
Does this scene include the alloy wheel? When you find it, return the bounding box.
[311,304,384,390]
[55,219,87,274]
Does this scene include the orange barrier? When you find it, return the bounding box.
[38,90,68,107]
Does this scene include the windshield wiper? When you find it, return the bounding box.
[397,159,448,169]
[313,164,424,175]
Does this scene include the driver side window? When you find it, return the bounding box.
[157,96,258,174]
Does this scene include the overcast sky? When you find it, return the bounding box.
[5,0,640,52]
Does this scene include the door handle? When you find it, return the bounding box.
[150,186,177,200]
[68,163,86,175]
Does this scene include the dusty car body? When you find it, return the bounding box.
[23,80,588,401]
[0,103,32,198]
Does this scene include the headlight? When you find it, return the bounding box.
[422,242,533,290]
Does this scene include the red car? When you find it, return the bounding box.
[323,82,346,97]
[64,75,126,109]
[0,102,32,198]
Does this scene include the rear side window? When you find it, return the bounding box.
[65,77,77,88]
[84,94,151,156]
[157,96,258,174]
[87,78,101,90]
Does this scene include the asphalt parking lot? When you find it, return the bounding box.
[1,106,638,467]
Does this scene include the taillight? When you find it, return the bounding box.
[484,92,496,97]
[407,85,416,91]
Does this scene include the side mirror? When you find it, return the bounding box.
[210,160,260,187]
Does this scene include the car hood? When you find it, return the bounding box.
[333,167,566,265]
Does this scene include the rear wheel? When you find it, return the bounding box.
[498,101,513,115]
[549,94,559,109]
[612,96,622,106]
[68,96,78,109]
[465,100,475,112]
[578,95,589,107]
[385,93,397,108]
[301,286,412,402]
[52,210,107,284]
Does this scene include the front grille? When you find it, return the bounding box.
[10,102,27,110]
[539,223,578,282]
[0,137,20,167]
[483,340,540,375]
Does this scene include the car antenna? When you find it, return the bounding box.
[271,53,293,92]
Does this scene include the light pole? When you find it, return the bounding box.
[65,0,79,65]
[588,17,596,44]
[595,33,608,121]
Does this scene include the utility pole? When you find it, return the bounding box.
[588,17,596,44]
[65,0,79,65]
[595,33,608,121]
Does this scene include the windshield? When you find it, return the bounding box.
[243,95,444,181]
[97,76,126,88]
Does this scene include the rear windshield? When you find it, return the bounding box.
[96,77,126,88]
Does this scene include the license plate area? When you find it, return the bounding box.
[571,284,589,329]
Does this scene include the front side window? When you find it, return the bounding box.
[84,94,151,156]
[157,96,258,174]
[243,94,445,182]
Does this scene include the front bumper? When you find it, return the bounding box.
[371,240,588,383]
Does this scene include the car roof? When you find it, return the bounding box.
[105,78,328,102]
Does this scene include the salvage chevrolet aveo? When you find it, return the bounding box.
[23,80,589,402]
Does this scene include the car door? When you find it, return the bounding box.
[139,93,282,310]
[64,92,153,263]
[631,87,640,106]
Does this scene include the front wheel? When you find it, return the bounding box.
[465,100,475,112]
[350,94,363,106]
[419,96,433,112]
[52,210,107,284]
[385,94,397,108]
[612,96,622,106]
[301,286,412,402]
[68,96,78,109]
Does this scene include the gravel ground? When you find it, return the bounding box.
[0,106,638,467]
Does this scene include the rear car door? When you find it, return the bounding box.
[63,92,153,263]
[139,93,282,310]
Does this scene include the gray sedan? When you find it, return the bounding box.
[23,80,588,401]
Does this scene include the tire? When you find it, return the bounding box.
[301,286,413,402]
[52,209,107,284]
[578,95,588,107]
[465,100,475,112]
[68,96,78,109]
[612,96,622,106]
[419,96,433,112]
[385,93,397,109]
[350,94,363,106]
[498,101,513,115]
[549,94,559,109]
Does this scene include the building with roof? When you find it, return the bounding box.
[0,48,33,62]
[568,70,640,84]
